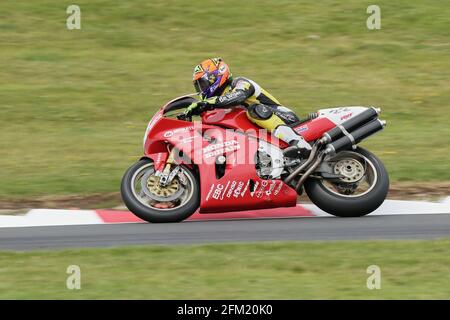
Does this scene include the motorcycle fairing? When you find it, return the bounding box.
[292,106,369,141]
[143,115,297,213]
[142,95,373,213]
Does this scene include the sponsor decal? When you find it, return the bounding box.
[153,152,168,171]
[211,183,224,200]
[251,181,260,197]
[294,125,308,134]
[204,140,240,159]
[330,107,350,114]
[273,181,284,195]
[163,126,195,138]
[205,184,215,201]
[240,180,250,197]
[218,91,241,103]
[206,180,285,201]
[220,181,231,200]
[265,181,277,196]
[226,181,237,198]
[255,180,268,198]
[233,181,245,198]
[340,112,353,121]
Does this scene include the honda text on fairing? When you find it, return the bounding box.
[121,95,389,223]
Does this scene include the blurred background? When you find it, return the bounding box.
[0,0,449,301]
[0,0,449,205]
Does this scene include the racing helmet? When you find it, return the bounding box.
[192,58,232,98]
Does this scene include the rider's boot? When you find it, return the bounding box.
[273,125,312,158]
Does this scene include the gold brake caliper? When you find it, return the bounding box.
[146,175,180,197]
[147,147,181,198]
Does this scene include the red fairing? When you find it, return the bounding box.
[201,107,289,148]
[142,106,297,213]
[140,96,345,213]
[149,152,168,171]
[293,117,336,142]
[201,107,257,131]
[195,129,297,213]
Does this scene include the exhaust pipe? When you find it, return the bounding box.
[284,107,384,191]
[325,119,386,155]
[292,118,385,192]
[321,107,380,144]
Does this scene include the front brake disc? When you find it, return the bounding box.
[140,170,184,202]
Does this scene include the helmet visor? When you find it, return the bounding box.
[194,76,210,95]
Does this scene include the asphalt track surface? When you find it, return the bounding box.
[1,213,449,250]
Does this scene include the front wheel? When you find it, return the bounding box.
[304,147,389,217]
[121,159,200,223]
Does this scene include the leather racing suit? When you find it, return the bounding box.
[199,77,311,151]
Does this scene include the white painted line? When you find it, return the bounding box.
[0,209,102,228]
[304,199,450,217]
[0,215,32,228]
[441,196,450,205]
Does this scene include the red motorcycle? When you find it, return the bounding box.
[121,95,389,223]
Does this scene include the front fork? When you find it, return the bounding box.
[157,147,184,187]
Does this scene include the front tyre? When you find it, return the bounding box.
[304,148,389,217]
[121,159,200,223]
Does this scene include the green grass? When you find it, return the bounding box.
[0,239,449,299]
[0,0,449,198]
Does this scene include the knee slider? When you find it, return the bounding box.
[248,104,273,120]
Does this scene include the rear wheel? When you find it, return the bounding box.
[121,159,200,223]
[304,147,389,217]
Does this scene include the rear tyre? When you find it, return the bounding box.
[121,159,200,223]
[304,148,389,217]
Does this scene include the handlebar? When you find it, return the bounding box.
[176,113,192,122]
[176,103,212,122]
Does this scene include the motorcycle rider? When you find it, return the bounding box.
[182,58,312,155]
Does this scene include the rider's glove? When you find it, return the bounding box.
[183,100,209,117]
